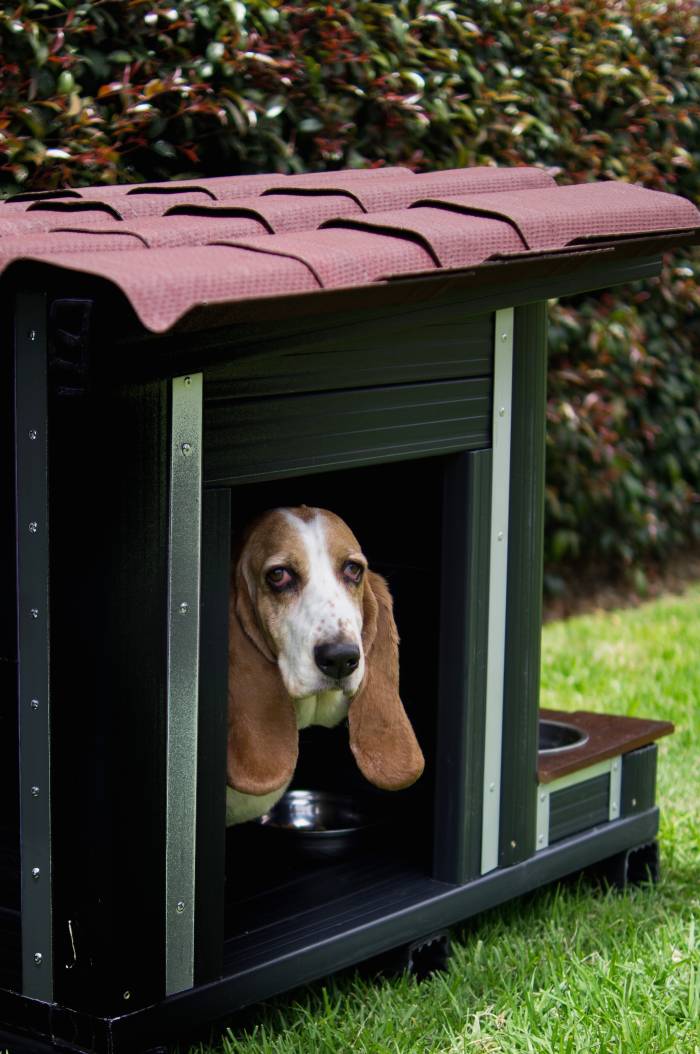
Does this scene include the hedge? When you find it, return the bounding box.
[1,0,699,582]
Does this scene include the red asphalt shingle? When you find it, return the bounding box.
[0,166,697,332]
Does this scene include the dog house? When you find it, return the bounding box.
[0,166,698,1053]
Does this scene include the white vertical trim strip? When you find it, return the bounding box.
[609,757,622,821]
[481,308,514,874]
[165,373,203,996]
[536,788,550,852]
[15,294,53,1000]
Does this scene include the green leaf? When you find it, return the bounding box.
[298,117,323,133]
[153,139,177,158]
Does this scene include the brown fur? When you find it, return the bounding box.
[348,570,425,790]
[227,561,298,795]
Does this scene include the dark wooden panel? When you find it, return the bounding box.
[204,377,491,486]
[498,302,548,867]
[194,489,231,986]
[433,450,492,884]
[538,710,672,784]
[549,775,611,844]
[621,744,658,818]
[113,294,499,381]
[50,374,170,1014]
[0,815,19,915]
[203,312,492,399]
[0,908,20,994]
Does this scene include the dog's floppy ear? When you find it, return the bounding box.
[348,570,424,790]
[227,564,298,796]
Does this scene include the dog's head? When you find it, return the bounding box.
[227,506,424,799]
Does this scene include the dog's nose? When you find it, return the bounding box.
[314,641,360,680]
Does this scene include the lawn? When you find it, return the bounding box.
[191,585,700,1054]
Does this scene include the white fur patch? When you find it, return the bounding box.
[226,781,291,825]
[295,689,350,730]
[275,510,365,699]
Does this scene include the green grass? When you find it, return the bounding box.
[188,586,700,1054]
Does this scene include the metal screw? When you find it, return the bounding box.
[612,761,619,771]
[183,376,192,387]
[28,429,38,441]
[489,782,495,792]
[34,952,42,966]
[28,521,38,534]
[179,601,189,615]
[181,442,192,457]
[32,867,40,880]
[31,786,40,797]
[631,797,637,807]
[499,407,506,417]
[540,793,546,802]
[501,332,508,342]
[30,608,39,619]
[28,330,37,342]
[30,698,39,711]
[123,990,131,1001]
[497,531,504,541]
[510,840,517,849]
[176,900,185,914]
[538,834,544,845]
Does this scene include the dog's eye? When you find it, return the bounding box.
[266,566,295,591]
[343,561,364,584]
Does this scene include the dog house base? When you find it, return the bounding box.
[0,810,661,1054]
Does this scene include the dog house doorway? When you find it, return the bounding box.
[220,458,445,940]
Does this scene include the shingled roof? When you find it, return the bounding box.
[1,166,698,333]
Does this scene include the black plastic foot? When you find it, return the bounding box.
[406,931,452,979]
[588,840,660,890]
[364,930,452,981]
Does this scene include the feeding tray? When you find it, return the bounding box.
[538,719,589,754]
[537,709,674,783]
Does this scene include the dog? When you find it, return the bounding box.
[226,505,424,824]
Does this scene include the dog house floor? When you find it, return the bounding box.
[223,833,435,976]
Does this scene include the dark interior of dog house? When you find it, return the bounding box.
[0,166,698,1053]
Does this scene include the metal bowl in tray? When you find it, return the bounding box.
[538,718,589,754]
[254,789,381,861]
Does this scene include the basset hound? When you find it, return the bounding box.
[226,506,425,825]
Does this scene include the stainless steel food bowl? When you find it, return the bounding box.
[254,789,380,860]
[538,718,589,754]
